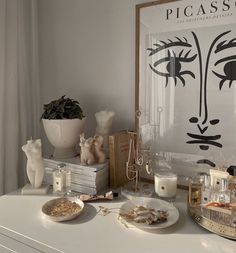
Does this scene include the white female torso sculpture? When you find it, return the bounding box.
[22,139,44,189]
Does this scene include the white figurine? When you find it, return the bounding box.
[22,139,45,189]
[94,135,106,164]
[80,133,96,165]
[95,110,115,156]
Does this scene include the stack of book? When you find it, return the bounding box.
[43,156,108,194]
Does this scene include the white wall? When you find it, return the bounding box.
[38,0,150,154]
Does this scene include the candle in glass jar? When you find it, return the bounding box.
[154,171,177,199]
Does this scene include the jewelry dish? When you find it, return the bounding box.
[41,197,84,222]
[119,197,179,230]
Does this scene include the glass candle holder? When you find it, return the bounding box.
[154,171,177,201]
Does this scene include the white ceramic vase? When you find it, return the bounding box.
[42,118,86,158]
[95,110,115,156]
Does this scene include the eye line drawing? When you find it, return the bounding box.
[215,55,236,66]
[153,50,197,67]
[215,34,236,53]
[147,37,192,56]
[149,49,197,87]
[213,55,236,90]
[213,70,235,89]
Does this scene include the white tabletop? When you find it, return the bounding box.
[0,189,235,253]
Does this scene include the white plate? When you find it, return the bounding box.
[119,197,179,229]
[41,197,84,222]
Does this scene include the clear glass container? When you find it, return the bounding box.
[229,177,236,204]
[201,174,211,204]
[211,178,230,204]
[189,172,206,206]
[154,171,177,201]
[63,166,72,196]
[53,163,71,195]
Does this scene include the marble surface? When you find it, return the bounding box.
[0,189,235,253]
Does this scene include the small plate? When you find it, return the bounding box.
[42,197,84,222]
[119,197,179,229]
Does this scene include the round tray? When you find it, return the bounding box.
[188,204,236,240]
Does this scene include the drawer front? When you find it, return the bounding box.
[0,227,64,253]
[0,232,42,253]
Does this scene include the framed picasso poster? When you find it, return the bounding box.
[136,0,236,185]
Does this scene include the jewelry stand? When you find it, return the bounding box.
[121,111,154,199]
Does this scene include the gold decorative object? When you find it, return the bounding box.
[122,110,154,197]
[188,182,236,240]
[188,204,236,240]
[126,110,149,192]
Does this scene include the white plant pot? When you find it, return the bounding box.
[42,118,86,158]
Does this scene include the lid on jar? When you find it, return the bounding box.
[57,163,66,170]
[154,171,177,178]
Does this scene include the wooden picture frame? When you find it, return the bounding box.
[135,0,236,186]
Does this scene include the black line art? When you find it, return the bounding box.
[197,159,216,167]
[147,30,236,152]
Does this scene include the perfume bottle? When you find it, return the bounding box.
[53,163,71,195]
[201,174,211,204]
[189,173,205,206]
[217,178,231,205]
[53,164,65,194]
[210,169,229,190]
[63,165,72,196]
[230,178,236,204]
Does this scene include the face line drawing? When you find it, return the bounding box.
[186,32,231,150]
[147,29,236,153]
[191,32,203,118]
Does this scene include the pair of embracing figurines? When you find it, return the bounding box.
[79,133,106,165]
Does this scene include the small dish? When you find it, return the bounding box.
[41,197,84,222]
[119,197,179,230]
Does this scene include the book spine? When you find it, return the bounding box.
[108,135,116,188]
[45,165,108,180]
[44,170,108,188]
[44,162,97,177]
[70,183,97,194]
[43,158,108,172]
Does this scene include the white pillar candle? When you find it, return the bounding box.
[154,171,177,198]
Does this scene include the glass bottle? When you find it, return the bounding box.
[201,174,211,204]
[230,207,236,228]
[53,163,65,194]
[63,165,72,196]
[53,163,71,195]
[217,178,231,205]
[189,173,205,206]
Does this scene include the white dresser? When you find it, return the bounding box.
[0,190,235,253]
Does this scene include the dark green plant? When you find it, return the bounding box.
[41,95,85,120]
